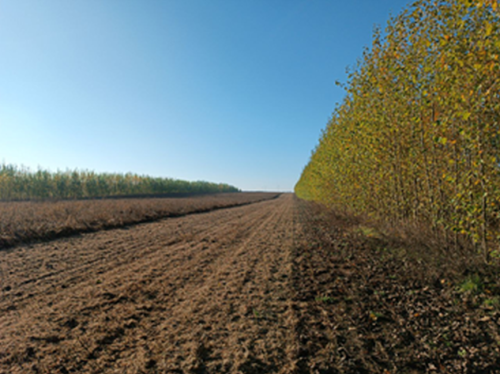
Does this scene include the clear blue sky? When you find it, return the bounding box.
[0,0,413,191]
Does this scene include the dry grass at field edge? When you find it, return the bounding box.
[0,193,280,251]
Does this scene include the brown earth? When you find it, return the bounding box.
[2,194,500,374]
[292,200,500,373]
[0,193,301,373]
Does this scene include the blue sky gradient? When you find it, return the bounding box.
[1,0,414,191]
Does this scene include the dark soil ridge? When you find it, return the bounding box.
[0,193,280,251]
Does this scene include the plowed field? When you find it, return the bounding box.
[0,194,301,373]
[3,194,499,373]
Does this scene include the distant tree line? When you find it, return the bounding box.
[0,164,239,201]
[295,0,500,262]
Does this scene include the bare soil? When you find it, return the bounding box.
[0,194,300,373]
[292,200,500,373]
[2,195,500,373]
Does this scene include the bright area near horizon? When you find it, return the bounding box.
[1,0,413,192]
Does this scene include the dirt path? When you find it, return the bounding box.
[0,194,301,374]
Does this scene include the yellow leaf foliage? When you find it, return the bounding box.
[295,0,500,260]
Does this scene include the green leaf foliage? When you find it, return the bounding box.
[0,164,239,201]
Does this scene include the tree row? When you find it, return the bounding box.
[296,0,500,261]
